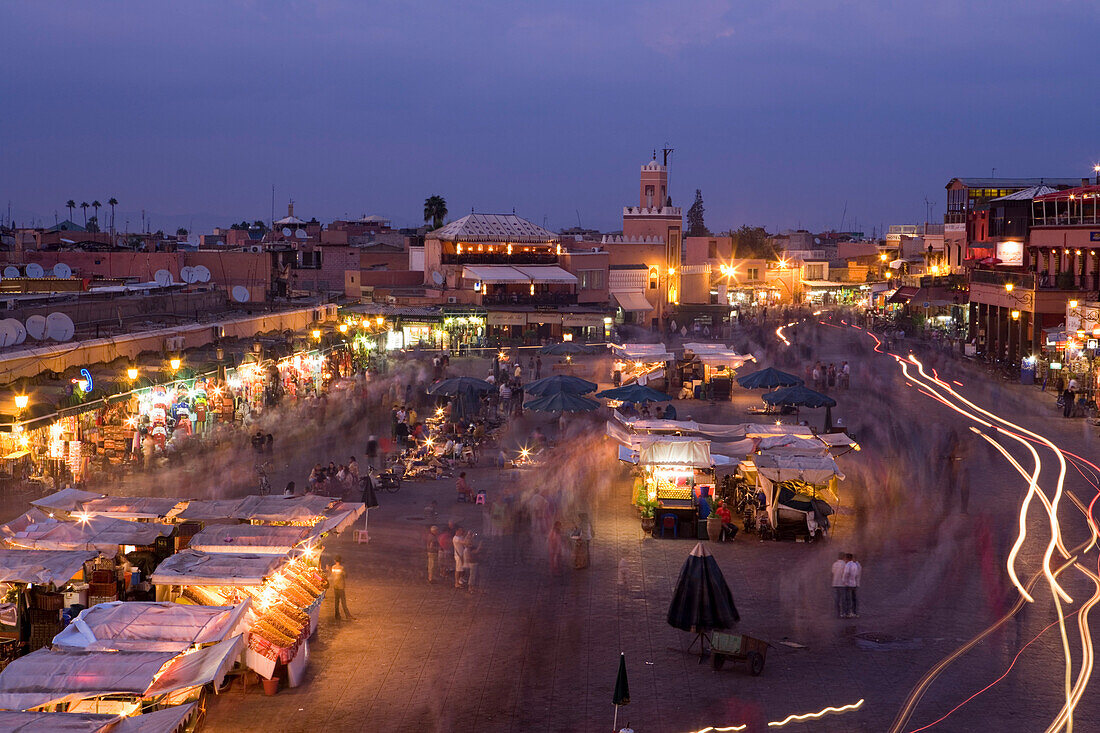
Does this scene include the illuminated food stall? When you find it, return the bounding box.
[150,549,326,689]
[742,452,845,541]
[678,343,756,401]
[0,635,241,715]
[636,438,717,538]
[611,343,674,388]
[0,703,199,733]
[53,600,251,653]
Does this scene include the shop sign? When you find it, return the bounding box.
[1090,339,1098,350]
[487,312,527,326]
[562,313,606,327]
[995,241,1024,266]
[1090,232,1100,242]
[527,312,562,325]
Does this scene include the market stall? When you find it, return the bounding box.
[678,344,756,401]
[637,438,716,539]
[745,452,845,541]
[30,488,105,517]
[0,548,99,654]
[53,600,251,653]
[0,703,198,733]
[611,343,674,388]
[150,549,326,688]
[0,635,241,714]
[186,525,315,555]
[77,497,188,522]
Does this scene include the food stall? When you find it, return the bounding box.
[0,548,99,655]
[30,488,105,518]
[637,438,716,539]
[0,636,241,715]
[744,452,845,541]
[150,549,326,689]
[52,600,251,653]
[0,703,198,733]
[186,525,316,555]
[611,343,674,389]
[76,497,188,522]
[678,344,756,401]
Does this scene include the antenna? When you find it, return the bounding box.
[271,185,275,228]
[576,210,582,228]
[662,145,674,166]
[839,201,847,232]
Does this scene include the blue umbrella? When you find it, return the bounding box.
[524,375,598,396]
[737,367,804,390]
[426,376,493,396]
[524,392,601,413]
[540,341,596,355]
[761,385,836,408]
[596,384,671,403]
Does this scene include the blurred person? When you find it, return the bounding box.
[283,481,296,497]
[437,523,455,580]
[453,527,469,588]
[548,520,565,576]
[572,513,593,569]
[426,526,440,584]
[456,471,473,502]
[464,532,482,592]
[843,553,862,618]
[328,555,353,620]
[831,552,848,618]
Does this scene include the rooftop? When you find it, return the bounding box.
[948,177,1086,189]
[428,213,558,244]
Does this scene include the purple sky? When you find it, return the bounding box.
[2,1,1098,236]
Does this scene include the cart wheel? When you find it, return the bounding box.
[712,654,725,671]
[747,651,765,676]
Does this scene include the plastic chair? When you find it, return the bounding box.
[475,490,487,505]
[660,514,678,538]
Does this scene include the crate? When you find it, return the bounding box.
[90,569,114,584]
[26,608,59,624]
[88,582,116,599]
[88,594,116,607]
[31,591,64,611]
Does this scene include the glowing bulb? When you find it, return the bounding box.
[338,323,348,333]
[13,395,28,410]
[127,368,139,380]
[376,317,384,326]
[1011,310,1020,320]
[311,329,321,339]
[1070,300,1079,308]
[169,358,181,370]
[1005,283,1014,292]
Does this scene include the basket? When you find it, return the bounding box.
[90,570,114,585]
[32,591,64,611]
[88,582,116,598]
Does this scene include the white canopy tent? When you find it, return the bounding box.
[30,488,104,514]
[77,497,187,521]
[150,550,285,587]
[0,707,197,733]
[53,601,251,652]
[638,439,713,468]
[750,452,846,527]
[0,636,242,711]
[187,525,314,555]
[0,549,97,586]
[612,343,675,363]
[7,517,173,554]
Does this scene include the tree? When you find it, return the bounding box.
[79,202,89,226]
[725,225,776,259]
[686,189,710,237]
[176,227,188,238]
[91,200,101,222]
[107,198,118,232]
[66,200,75,221]
[424,195,448,230]
[87,216,100,233]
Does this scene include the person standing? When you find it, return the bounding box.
[548,521,564,576]
[831,552,848,619]
[843,553,862,618]
[464,533,482,592]
[437,523,454,581]
[535,356,543,379]
[572,513,593,569]
[426,526,440,584]
[452,527,468,588]
[329,555,353,620]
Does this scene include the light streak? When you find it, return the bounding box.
[690,726,747,733]
[767,699,864,727]
[775,324,791,346]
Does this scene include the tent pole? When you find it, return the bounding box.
[613,704,619,732]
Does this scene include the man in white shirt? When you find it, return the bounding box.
[843,553,862,618]
[830,552,848,618]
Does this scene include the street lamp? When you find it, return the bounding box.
[311,329,321,340]
[1005,282,1014,293]
[13,395,29,411]
[1094,164,1099,186]
[375,316,384,327]
[1011,310,1020,320]
[338,323,348,334]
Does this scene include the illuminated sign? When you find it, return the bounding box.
[995,241,1024,266]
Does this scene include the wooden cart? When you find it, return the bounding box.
[710,631,769,675]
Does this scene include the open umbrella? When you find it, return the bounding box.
[761,384,837,430]
[524,392,600,413]
[426,376,493,396]
[612,652,630,731]
[524,375,598,396]
[540,341,594,356]
[737,367,804,390]
[596,384,671,403]
[667,543,739,658]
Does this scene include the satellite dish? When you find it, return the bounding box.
[8,319,26,345]
[431,271,444,286]
[295,228,307,239]
[180,266,196,283]
[45,313,75,342]
[25,315,46,340]
[231,285,250,303]
[154,270,174,287]
[0,321,16,348]
[25,263,44,278]
[281,227,292,237]
[52,263,72,279]
[194,265,211,283]
[2,267,18,279]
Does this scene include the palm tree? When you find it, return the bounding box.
[424,195,448,230]
[65,200,75,222]
[91,200,101,223]
[79,202,89,226]
[107,198,117,233]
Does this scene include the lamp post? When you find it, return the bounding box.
[1094,164,1099,186]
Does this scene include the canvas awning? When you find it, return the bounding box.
[752,452,845,483]
[78,497,187,521]
[639,438,713,468]
[7,518,173,554]
[611,291,653,312]
[0,703,197,732]
[30,489,104,513]
[462,265,529,284]
[0,549,96,585]
[514,265,578,284]
[0,636,242,711]
[695,352,756,369]
[629,419,701,434]
[171,498,249,522]
[232,494,337,523]
[187,525,314,555]
[53,601,251,652]
[150,550,285,587]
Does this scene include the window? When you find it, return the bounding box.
[747,268,759,281]
[708,240,718,259]
[578,270,604,290]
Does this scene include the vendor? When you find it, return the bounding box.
[715,501,738,541]
[663,403,677,420]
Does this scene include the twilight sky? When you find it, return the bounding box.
[2,1,1098,236]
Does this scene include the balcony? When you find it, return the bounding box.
[970,269,1034,290]
[442,252,557,266]
[480,292,577,306]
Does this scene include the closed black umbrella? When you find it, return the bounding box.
[612,652,630,731]
[667,543,739,657]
